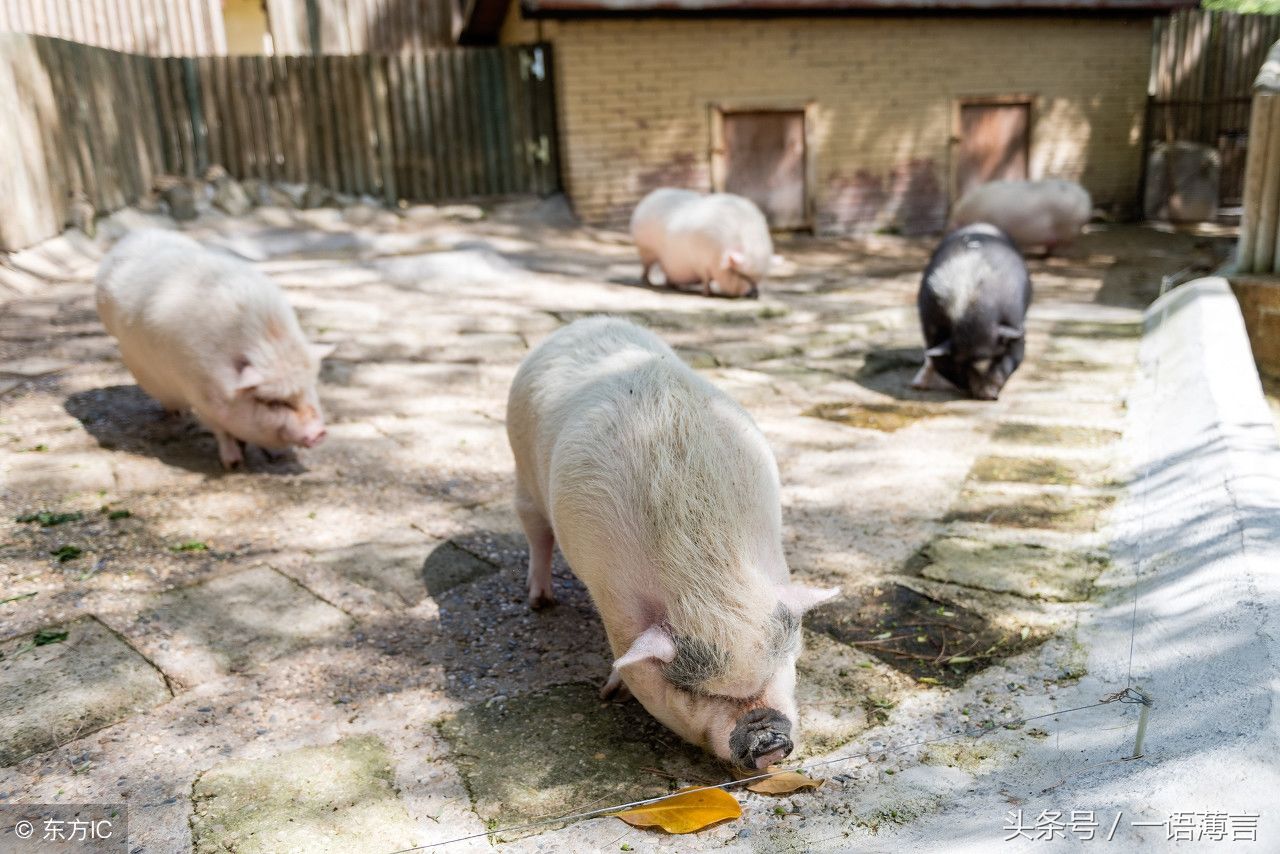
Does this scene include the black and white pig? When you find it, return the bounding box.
[912,223,1031,401]
[506,317,838,769]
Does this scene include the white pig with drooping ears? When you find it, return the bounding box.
[630,188,774,298]
[506,317,837,769]
[95,229,332,469]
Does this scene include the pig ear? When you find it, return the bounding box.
[614,626,677,669]
[723,249,747,271]
[997,325,1024,342]
[925,340,953,359]
[309,342,337,361]
[234,362,266,392]
[776,583,841,614]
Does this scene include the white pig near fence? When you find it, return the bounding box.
[506,317,837,768]
[95,229,333,469]
[949,179,1092,253]
[630,188,774,298]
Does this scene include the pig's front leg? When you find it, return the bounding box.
[214,429,245,470]
[515,488,556,609]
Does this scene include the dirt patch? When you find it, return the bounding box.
[944,491,1116,531]
[806,584,1042,687]
[803,400,940,432]
[439,682,717,836]
[991,423,1121,447]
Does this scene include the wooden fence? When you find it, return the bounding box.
[1146,9,1280,208]
[0,33,560,251]
[0,0,226,55]
[1238,40,1280,275]
[0,0,455,55]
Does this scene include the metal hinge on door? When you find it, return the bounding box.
[520,48,546,82]
[527,136,551,164]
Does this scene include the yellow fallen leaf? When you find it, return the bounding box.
[613,786,742,833]
[746,771,825,795]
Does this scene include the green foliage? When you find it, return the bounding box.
[1202,0,1280,13]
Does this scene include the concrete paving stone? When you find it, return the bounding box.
[0,357,73,378]
[439,682,718,834]
[3,451,117,494]
[944,489,1116,532]
[0,617,170,767]
[136,566,353,682]
[420,541,501,597]
[912,535,1108,602]
[796,632,888,755]
[190,734,424,854]
[310,541,431,606]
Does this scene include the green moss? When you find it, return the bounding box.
[992,423,1121,447]
[969,456,1097,486]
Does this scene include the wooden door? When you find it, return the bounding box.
[955,101,1030,200]
[722,110,807,229]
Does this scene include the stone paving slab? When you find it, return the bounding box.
[944,489,1116,532]
[190,735,424,854]
[132,566,353,684]
[0,617,170,767]
[913,535,1107,602]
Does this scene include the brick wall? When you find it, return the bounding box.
[505,13,1154,233]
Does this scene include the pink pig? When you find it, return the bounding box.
[507,317,837,768]
[95,229,332,469]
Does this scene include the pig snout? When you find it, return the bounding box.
[299,424,327,448]
[729,707,794,769]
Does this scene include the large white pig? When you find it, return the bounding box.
[506,317,837,768]
[630,188,773,298]
[950,179,1091,253]
[95,229,332,469]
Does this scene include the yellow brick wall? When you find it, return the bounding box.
[506,13,1153,233]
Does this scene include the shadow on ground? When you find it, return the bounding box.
[64,385,305,475]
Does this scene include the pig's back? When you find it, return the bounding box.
[630,189,699,255]
[508,318,784,607]
[667,194,773,279]
[952,180,1089,246]
[96,230,300,403]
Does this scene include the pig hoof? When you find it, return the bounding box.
[528,590,557,610]
[600,670,632,701]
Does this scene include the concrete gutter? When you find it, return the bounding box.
[842,278,1280,851]
[1086,276,1280,842]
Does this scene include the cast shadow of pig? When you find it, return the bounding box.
[64,385,304,475]
[411,534,721,820]
[854,346,966,402]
